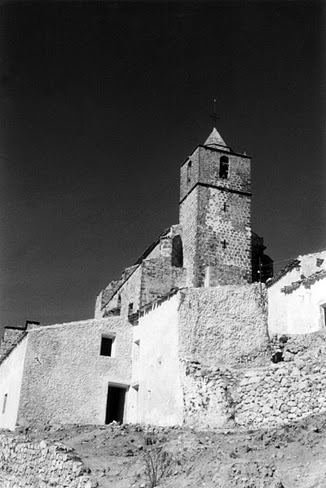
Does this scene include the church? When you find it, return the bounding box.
[1,126,324,431]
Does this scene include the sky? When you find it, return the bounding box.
[0,1,325,334]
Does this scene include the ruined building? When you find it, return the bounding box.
[3,126,325,431]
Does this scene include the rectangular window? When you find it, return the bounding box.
[100,336,115,357]
[2,394,7,414]
[128,303,134,315]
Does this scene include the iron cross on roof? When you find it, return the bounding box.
[209,98,220,127]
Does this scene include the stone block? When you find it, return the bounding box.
[239,376,261,386]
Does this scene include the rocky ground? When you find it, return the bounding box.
[23,412,326,488]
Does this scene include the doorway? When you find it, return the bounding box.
[105,385,126,424]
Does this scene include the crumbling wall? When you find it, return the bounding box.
[178,285,269,367]
[18,318,132,427]
[267,251,326,335]
[99,266,142,318]
[95,225,184,318]
[0,432,95,488]
[180,360,236,428]
[181,332,326,430]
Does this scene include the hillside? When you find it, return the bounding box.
[3,412,325,488]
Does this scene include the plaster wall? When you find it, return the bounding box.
[134,293,183,426]
[94,293,103,319]
[268,251,326,335]
[0,335,28,430]
[178,285,268,366]
[18,318,132,426]
[268,278,326,335]
[0,328,26,360]
[298,250,326,276]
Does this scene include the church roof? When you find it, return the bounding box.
[203,127,231,152]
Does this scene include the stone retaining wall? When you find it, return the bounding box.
[234,333,326,428]
[0,432,97,488]
[181,332,326,429]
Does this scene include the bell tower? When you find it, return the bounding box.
[179,127,252,287]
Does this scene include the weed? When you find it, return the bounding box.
[143,445,172,487]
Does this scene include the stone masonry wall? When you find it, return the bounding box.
[100,265,139,309]
[179,144,252,287]
[0,432,96,488]
[179,146,251,201]
[197,186,251,286]
[180,332,326,430]
[18,318,132,427]
[199,147,251,193]
[179,186,199,287]
[179,147,200,202]
[140,258,186,307]
[101,265,142,318]
[234,332,326,428]
[180,360,236,429]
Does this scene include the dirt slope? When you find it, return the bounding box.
[26,413,326,488]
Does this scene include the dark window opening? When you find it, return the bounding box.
[100,336,114,356]
[172,235,183,267]
[128,303,134,315]
[323,306,326,327]
[187,161,192,184]
[317,258,324,267]
[223,202,227,212]
[105,385,126,424]
[117,294,121,307]
[219,156,229,179]
[2,394,7,414]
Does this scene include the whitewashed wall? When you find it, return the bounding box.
[134,294,183,426]
[268,251,326,335]
[0,335,28,430]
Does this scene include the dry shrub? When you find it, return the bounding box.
[143,445,172,487]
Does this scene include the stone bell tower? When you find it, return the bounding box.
[179,127,252,287]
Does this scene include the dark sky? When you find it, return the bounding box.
[0,1,325,334]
